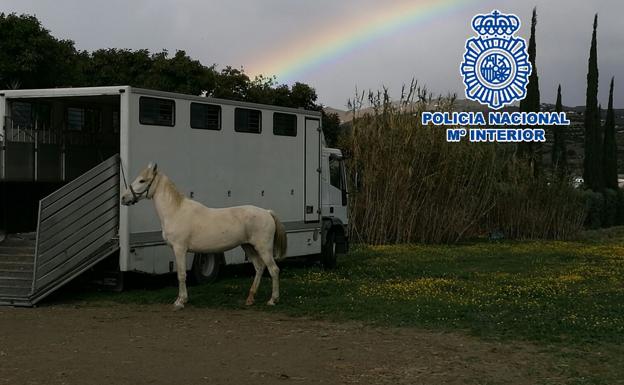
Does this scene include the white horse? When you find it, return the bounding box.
[121,163,287,310]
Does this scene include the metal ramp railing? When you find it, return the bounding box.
[0,155,120,306]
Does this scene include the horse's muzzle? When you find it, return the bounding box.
[121,196,136,206]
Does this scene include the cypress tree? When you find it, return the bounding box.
[552,85,567,174]
[518,7,541,174]
[583,14,602,190]
[603,77,618,189]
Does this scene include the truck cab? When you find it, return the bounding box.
[320,146,349,268]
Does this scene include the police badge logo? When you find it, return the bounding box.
[460,10,532,109]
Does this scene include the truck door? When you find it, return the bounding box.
[326,154,348,223]
[304,118,320,222]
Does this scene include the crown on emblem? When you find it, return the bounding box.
[471,10,520,36]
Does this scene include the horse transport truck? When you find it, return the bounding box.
[0,86,349,306]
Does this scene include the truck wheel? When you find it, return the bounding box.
[191,253,221,284]
[113,270,125,292]
[321,231,337,269]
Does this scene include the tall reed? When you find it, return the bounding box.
[342,83,585,244]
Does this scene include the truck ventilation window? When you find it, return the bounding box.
[273,112,297,137]
[67,108,85,131]
[67,107,101,132]
[11,102,33,128]
[139,97,175,126]
[11,101,51,129]
[191,103,221,130]
[235,108,261,133]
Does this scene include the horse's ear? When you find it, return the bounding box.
[147,162,154,169]
[153,163,158,173]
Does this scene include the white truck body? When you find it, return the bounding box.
[0,86,349,277]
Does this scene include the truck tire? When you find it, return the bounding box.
[113,270,125,292]
[191,253,221,284]
[321,231,337,269]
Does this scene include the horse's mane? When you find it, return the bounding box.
[156,173,185,207]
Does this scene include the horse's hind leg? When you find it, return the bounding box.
[256,245,280,306]
[243,244,265,306]
[172,244,188,310]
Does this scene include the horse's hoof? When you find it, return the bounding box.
[267,299,278,306]
[173,302,185,311]
[245,299,255,306]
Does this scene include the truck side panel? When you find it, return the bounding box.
[124,91,322,273]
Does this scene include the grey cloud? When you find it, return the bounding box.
[0,0,622,108]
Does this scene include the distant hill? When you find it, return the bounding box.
[323,107,354,123]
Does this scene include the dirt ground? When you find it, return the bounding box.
[0,303,564,385]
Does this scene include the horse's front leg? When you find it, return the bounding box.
[172,244,188,311]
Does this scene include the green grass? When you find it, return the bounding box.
[76,236,624,345]
[65,229,624,384]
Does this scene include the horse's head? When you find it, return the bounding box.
[121,162,159,206]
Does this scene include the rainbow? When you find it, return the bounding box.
[249,0,483,82]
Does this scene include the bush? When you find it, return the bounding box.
[580,189,622,229]
[581,190,605,229]
[617,189,624,225]
[489,172,586,239]
[602,189,618,227]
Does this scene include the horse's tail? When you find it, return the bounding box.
[269,210,287,260]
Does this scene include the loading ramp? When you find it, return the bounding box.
[0,155,120,306]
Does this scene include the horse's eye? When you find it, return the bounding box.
[139,179,145,183]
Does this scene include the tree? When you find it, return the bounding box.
[143,50,216,95]
[518,7,541,175]
[82,49,217,95]
[269,84,294,107]
[583,14,603,191]
[552,85,567,174]
[1,13,324,116]
[211,70,320,110]
[290,82,319,110]
[83,48,152,87]
[603,77,618,189]
[322,111,342,148]
[212,66,251,100]
[246,74,279,105]
[0,13,82,88]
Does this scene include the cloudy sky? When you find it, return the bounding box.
[2,0,622,108]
